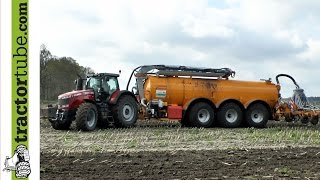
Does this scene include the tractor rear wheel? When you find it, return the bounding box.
[217,102,243,128]
[75,103,98,131]
[113,95,138,127]
[188,102,214,127]
[245,103,269,128]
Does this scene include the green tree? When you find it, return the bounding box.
[40,45,89,101]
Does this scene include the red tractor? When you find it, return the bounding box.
[48,73,138,131]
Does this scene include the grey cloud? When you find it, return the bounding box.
[228,30,307,60]
[134,23,307,62]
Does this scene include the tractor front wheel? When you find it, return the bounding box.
[113,95,138,128]
[75,103,98,131]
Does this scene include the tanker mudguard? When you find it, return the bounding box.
[109,90,138,105]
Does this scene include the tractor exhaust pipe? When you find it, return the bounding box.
[75,74,83,90]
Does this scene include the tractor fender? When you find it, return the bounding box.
[108,90,138,105]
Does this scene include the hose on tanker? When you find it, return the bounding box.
[126,66,143,91]
[275,74,300,89]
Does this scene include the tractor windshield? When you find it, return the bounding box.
[86,76,119,95]
[86,77,101,90]
[101,76,119,94]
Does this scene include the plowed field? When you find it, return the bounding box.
[40,119,320,179]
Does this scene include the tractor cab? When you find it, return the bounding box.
[84,73,120,102]
[74,73,120,102]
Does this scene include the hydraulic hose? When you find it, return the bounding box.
[275,74,300,89]
[126,66,142,90]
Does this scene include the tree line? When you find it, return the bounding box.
[40,44,94,101]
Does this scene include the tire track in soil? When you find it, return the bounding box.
[41,147,320,179]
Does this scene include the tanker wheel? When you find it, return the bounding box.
[181,113,192,127]
[51,116,72,130]
[188,102,214,128]
[217,102,243,128]
[245,103,269,128]
[75,103,98,131]
[113,95,138,128]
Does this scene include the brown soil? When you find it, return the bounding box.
[41,147,320,179]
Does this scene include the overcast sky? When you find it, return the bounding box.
[40,0,320,97]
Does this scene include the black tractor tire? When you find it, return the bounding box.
[300,116,309,124]
[310,116,319,125]
[187,102,215,128]
[181,113,192,127]
[113,95,138,128]
[75,103,98,131]
[15,161,31,178]
[51,116,72,130]
[245,103,269,128]
[97,117,110,128]
[217,102,243,128]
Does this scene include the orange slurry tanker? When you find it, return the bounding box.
[127,65,320,128]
